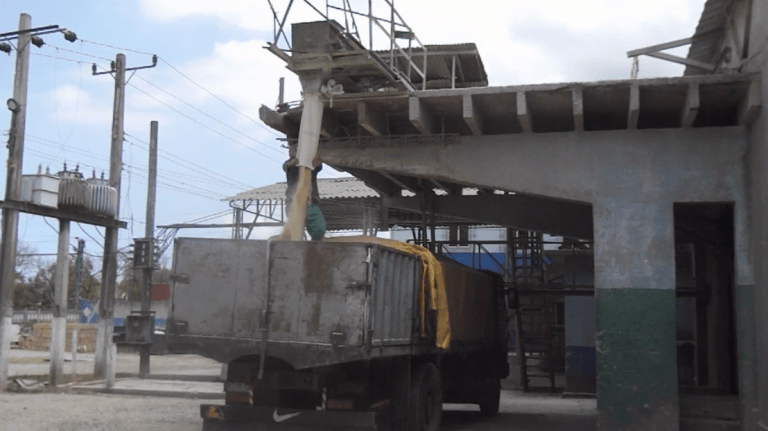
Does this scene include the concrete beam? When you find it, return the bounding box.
[628,84,640,130]
[380,172,420,193]
[409,97,434,135]
[463,94,484,135]
[572,89,584,132]
[738,76,761,126]
[343,167,398,198]
[320,128,747,204]
[384,193,593,240]
[517,92,533,133]
[681,83,699,128]
[259,105,298,136]
[358,102,387,136]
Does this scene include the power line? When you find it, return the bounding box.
[78,38,155,56]
[158,57,283,138]
[132,73,284,156]
[26,135,242,198]
[124,133,255,190]
[125,79,282,163]
[30,52,92,65]
[45,42,113,62]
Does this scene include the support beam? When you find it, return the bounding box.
[343,167,398,198]
[358,102,387,136]
[409,97,433,135]
[429,179,462,195]
[380,172,420,193]
[384,193,593,240]
[738,76,761,126]
[681,83,699,128]
[516,92,532,133]
[50,219,70,386]
[572,89,584,132]
[628,84,640,130]
[626,37,694,58]
[462,94,483,135]
[646,51,716,73]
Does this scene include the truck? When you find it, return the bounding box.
[164,237,509,431]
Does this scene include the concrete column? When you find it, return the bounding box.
[593,200,678,431]
[734,192,759,429]
[564,296,596,395]
[50,219,70,386]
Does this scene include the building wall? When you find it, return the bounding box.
[745,0,768,427]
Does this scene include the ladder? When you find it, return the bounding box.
[508,230,558,392]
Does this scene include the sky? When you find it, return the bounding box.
[0,0,706,271]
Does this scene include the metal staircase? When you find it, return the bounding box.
[508,229,562,392]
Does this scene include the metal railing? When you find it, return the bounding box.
[268,0,428,91]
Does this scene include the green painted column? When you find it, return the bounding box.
[593,201,678,431]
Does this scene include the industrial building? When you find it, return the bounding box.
[252,0,768,429]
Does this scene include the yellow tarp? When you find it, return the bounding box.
[326,236,450,349]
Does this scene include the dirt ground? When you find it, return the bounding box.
[0,389,596,431]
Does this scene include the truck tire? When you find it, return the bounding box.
[409,363,442,431]
[478,379,501,416]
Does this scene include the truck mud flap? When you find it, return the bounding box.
[201,404,380,431]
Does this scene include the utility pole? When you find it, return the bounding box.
[50,219,70,386]
[139,121,158,378]
[0,13,31,391]
[94,53,126,384]
[73,239,85,315]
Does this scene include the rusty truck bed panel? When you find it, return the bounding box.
[268,241,372,346]
[170,238,268,338]
[168,239,427,368]
[167,238,501,369]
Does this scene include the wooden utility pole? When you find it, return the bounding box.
[0,13,32,391]
[139,121,158,378]
[50,219,70,386]
[94,53,126,384]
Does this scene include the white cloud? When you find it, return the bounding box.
[136,0,308,33]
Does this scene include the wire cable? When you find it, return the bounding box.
[78,38,155,56]
[125,79,282,163]
[158,57,283,137]
[131,73,284,156]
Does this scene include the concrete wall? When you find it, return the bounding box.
[745,1,768,428]
[324,122,749,431]
[19,323,98,353]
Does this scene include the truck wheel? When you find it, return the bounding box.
[478,379,501,416]
[409,363,442,431]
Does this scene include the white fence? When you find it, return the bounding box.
[12,310,80,324]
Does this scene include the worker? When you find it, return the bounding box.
[283,151,326,241]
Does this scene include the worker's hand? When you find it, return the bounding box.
[312,157,321,168]
[283,157,298,172]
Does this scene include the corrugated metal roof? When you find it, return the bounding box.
[685,0,733,75]
[225,177,379,202]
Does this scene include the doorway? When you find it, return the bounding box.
[673,203,737,395]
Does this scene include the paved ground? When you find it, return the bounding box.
[8,348,222,378]
[2,349,597,431]
[0,390,596,431]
